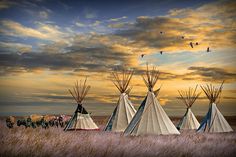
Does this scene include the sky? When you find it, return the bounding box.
[0,0,235,116]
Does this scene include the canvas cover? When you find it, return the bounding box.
[104,93,136,132]
[197,103,233,133]
[66,113,98,130]
[177,108,200,130]
[124,96,147,134]
[125,91,180,135]
[64,104,99,131]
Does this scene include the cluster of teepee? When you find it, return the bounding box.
[64,65,233,134]
[176,82,233,133]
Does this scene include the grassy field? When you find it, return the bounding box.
[1,116,236,157]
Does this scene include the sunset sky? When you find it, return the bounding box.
[0,0,235,116]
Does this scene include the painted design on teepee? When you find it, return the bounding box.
[177,85,200,130]
[197,81,233,133]
[124,64,180,135]
[64,78,99,131]
[104,69,136,132]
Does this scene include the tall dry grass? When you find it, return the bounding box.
[0,119,236,157]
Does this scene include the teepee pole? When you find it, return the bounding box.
[110,68,133,94]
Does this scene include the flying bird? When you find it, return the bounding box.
[189,42,194,48]
[141,54,145,58]
[160,51,163,55]
[181,36,185,39]
[207,47,210,52]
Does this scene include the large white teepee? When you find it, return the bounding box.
[104,70,136,132]
[124,65,180,135]
[64,78,99,131]
[177,85,200,130]
[197,82,233,133]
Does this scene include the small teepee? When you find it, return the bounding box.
[124,65,180,135]
[104,69,136,132]
[176,85,200,130]
[197,81,233,133]
[64,78,99,131]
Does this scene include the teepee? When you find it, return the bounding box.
[176,85,200,130]
[64,78,99,131]
[104,69,136,132]
[197,82,233,133]
[124,65,180,135]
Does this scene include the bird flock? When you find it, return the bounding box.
[141,31,211,58]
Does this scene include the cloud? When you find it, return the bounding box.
[1,33,235,84]
[90,20,101,27]
[132,65,236,83]
[115,16,194,52]
[0,0,15,9]
[108,16,127,22]
[0,1,235,86]
[0,66,28,76]
[187,66,236,82]
[35,94,72,101]
[0,20,68,41]
[35,22,68,40]
[108,22,132,29]
[38,40,70,54]
[168,0,236,21]
[0,20,47,39]
[34,93,115,104]
[83,8,97,19]
[75,20,101,28]
[0,42,32,53]
[114,1,236,53]
[75,21,85,27]
[39,11,49,19]
[223,96,236,100]
[0,34,135,75]
[0,52,74,71]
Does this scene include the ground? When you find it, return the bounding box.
[0,116,236,157]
